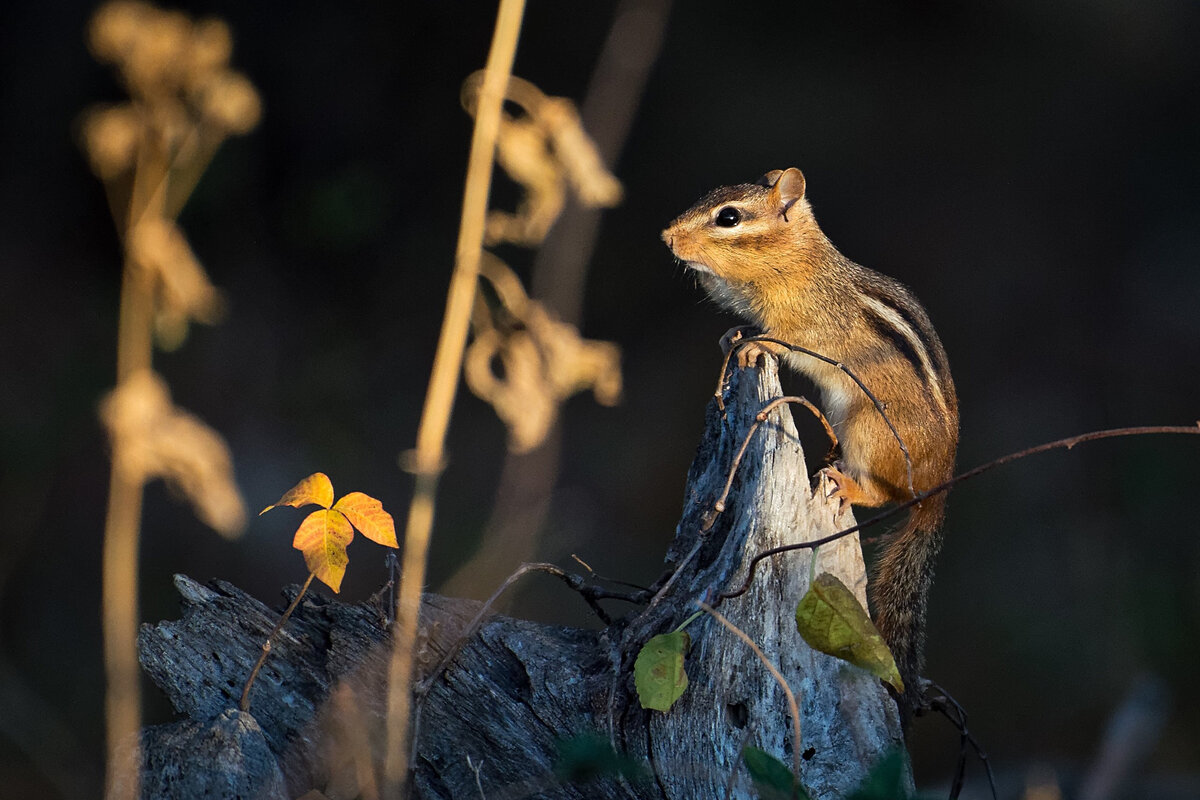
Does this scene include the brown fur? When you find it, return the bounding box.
[662,168,959,722]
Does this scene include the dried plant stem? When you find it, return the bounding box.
[699,603,803,782]
[443,0,670,600]
[101,461,145,800]
[101,160,161,800]
[163,133,222,222]
[383,0,527,795]
[240,571,316,712]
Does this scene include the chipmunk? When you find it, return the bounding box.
[661,168,959,721]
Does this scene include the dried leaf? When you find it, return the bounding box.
[200,70,261,134]
[100,369,246,537]
[124,8,193,95]
[293,508,354,592]
[332,492,398,548]
[794,573,904,693]
[183,18,232,89]
[88,0,258,146]
[465,261,622,453]
[81,104,141,180]
[538,97,622,207]
[89,1,155,65]
[464,327,555,453]
[487,116,564,246]
[528,303,621,406]
[461,72,621,248]
[262,472,334,515]
[129,218,224,350]
[633,631,689,712]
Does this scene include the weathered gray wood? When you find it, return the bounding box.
[137,359,907,799]
[613,357,906,799]
[135,710,287,800]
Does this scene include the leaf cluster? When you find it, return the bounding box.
[261,472,398,592]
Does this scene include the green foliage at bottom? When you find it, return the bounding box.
[742,746,810,800]
[554,733,647,784]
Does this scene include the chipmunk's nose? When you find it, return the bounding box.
[661,228,673,248]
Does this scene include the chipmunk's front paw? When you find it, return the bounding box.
[817,465,857,514]
[719,325,758,356]
[720,326,783,368]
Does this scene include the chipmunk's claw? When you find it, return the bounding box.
[817,465,854,514]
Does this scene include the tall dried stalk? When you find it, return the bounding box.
[441,0,669,600]
[84,3,256,797]
[382,0,528,796]
[101,186,157,800]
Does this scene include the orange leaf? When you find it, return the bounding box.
[261,472,334,515]
[332,492,398,548]
[292,509,354,592]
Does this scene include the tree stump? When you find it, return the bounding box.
[137,358,907,798]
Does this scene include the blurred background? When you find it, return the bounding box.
[2,0,1199,797]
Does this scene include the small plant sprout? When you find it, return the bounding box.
[240,472,398,712]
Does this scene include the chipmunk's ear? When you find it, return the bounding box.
[769,167,806,219]
[756,169,784,188]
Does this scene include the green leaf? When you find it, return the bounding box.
[554,733,646,783]
[795,573,904,693]
[633,631,690,711]
[848,750,911,800]
[742,747,809,800]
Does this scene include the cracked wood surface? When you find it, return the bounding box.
[137,359,905,799]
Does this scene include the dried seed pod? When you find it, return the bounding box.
[185,18,233,89]
[82,104,141,180]
[88,0,154,64]
[200,71,262,135]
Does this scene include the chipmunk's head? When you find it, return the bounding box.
[661,168,817,311]
[661,167,813,272]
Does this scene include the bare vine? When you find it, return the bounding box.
[717,423,1200,605]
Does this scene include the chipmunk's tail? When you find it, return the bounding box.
[869,496,946,726]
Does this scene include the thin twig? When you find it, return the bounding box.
[703,396,832,532]
[383,1,527,795]
[466,755,486,800]
[718,424,1200,604]
[648,535,704,608]
[570,553,650,593]
[416,561,637,703]
[924,681,998,800]
[699,603,803,782]
[240,571,316,712]
[408,559,647,774]
[712,327,746,412]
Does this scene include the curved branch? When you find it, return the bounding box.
[717,423,1200,604]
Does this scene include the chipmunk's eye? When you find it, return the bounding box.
[715,206,741,227]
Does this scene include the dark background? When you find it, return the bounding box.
[2,1,1199,797]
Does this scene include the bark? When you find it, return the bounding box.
[137,358,907,799]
